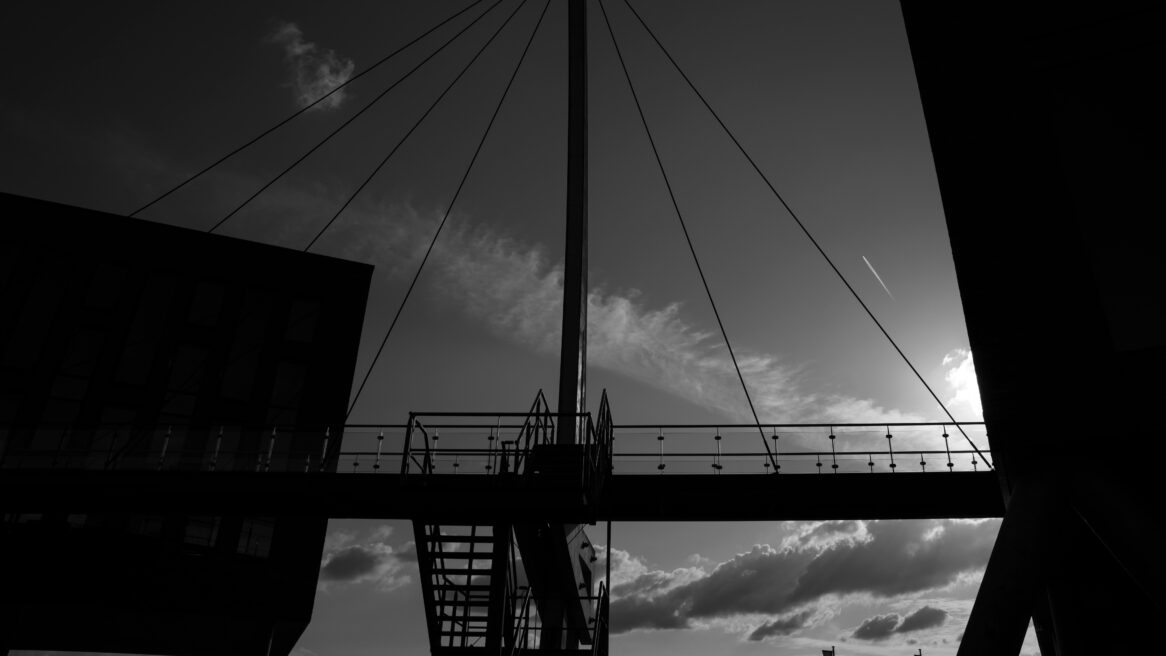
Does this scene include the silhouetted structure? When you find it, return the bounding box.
[901,2,1166,653]
[0,192,372,655]
[8,2,1163,654]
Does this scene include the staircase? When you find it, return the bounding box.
[409,391,613,655]
[414,522,512,654]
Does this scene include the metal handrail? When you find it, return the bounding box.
[2,417,992,473]
[590,582,609,656]
[508,586,534,655]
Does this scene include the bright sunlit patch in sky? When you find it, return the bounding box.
[943,348,983,421]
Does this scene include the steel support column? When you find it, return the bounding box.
[957,479,1050,655]
[556,0,588,445]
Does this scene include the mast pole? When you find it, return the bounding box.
[557,0,588,444]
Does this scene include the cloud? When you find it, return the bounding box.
[395,540,418,562]
[749,610,814,641]
[780,520,869,552]
[318,525,414,591]
[320,545,389,581]
[607,519,998,635]
[852,613,899,640]
[269,22,355,110]
[787,519,997,603]
[849,605,946,642]
[341,206,924,423]
[896,605,947,633]
[943,348,982,420]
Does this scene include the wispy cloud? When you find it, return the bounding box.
[269,22,355,110]
[341,205,925,424]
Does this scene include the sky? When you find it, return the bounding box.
[0,0,1035,653]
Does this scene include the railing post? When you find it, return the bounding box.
[157,425,171,471]
[374,430,384,473]
[210,426,223,471]
[486,423,496,473]
[262,427,276,472]
[943,425,954,472]
[657,429,665,473]
[712,429,723,474]
[401,416,414,475]
[319,426,331,473]
[829,427,838,473]
[53,428,70,469]
[886,426,896,472]
[105,430,116,469]
[771,429,780,474]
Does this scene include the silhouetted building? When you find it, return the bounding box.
[0,192,372,655]
[901,2,1165,653]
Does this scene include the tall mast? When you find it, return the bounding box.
[557,0,588,444]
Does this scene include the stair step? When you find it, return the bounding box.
[432,583,493,591]
[441,633,489,640]
[440,599,491,607]
[424,534,496,544]
[431,568,493,576]
[436,613,490,622]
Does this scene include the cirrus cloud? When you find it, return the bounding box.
[337,206,929,424]
[269,22,355,110]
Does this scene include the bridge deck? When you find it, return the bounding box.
[1,470,1003,521]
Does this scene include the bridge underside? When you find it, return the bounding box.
[1,470,1003,521]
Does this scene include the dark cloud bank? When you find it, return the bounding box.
[319,539,415,584]
[851,606,947,641]
[610,520,995,639]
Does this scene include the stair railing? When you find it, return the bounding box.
[512,389,555,475]
[581,390,614,504]
[590,582,609,656]
[400,415,434,476]
[508,585,535,656]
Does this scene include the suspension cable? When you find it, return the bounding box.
[129,0,488,218]
[303,0,535,250]
[597,0,775,469]
[346,0,550,419]
[620,0,991,468]
[204,0,509,235]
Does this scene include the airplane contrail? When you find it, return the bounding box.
[862,255,894,300]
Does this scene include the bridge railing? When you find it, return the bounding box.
[610,423,991,474]
[1,421,988,474]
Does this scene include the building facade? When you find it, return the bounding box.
[0,192,372,655]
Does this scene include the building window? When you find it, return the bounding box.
[221,293,272,400]
[85,264,127,309]
[285,299,320,343]
[3,274,65,368]
[115,276,176,385]
[62,329,106,377]
[183,515,220,547]
[128,514,165,538]
[237,517,275,557]
[188,282,224,327]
